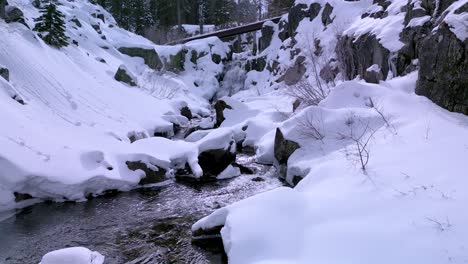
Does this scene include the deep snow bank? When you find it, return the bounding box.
[0,0,230,212]
[194,74,468,264]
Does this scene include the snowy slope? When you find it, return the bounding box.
[194,73,468,264]
[0,0,229,213]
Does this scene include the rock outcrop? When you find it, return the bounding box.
[118,47,163,71]
[114,65,137,87]
[126,161,167,185]
[277,55,306,85]
[5,5,25,25]
[416,23,467,114]
[274,128,300,165]
[258,23,275,52]
[214,100,232,127]
[0,66,9,81]
[336,33,390,83]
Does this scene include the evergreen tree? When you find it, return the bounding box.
[33,2,69,48]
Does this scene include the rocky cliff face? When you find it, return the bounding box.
[251,0,467,115]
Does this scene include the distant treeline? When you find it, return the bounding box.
[93,0,294,43]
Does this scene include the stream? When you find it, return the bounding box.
[0,155,283,264]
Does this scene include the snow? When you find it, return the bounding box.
[40,247,104,264]
[194,73,468,264]
[0,0,231,212]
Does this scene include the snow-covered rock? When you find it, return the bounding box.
[39,247,104,264]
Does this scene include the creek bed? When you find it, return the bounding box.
[0,155,282,264]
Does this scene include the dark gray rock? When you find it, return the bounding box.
[214,99,232,128]
[14,192,33,202]
[288,4,308,37]
[364,65,384,84]
[192,225,225,253]
[277,55,306,85]
[198,143,236,177]
[321,3,334,26]
[91,24,102,34]
[274,128,300,165]
[180,106,192,120]
[5,5,25,25]
[319,59,339,83]
[455,2,468,14]
[292,175,303,186]
[0,66,9,81]
[309,3,321,21]
[252,177,265,182]
[278,19,289,41]
[118,47,163,71]
[336,33,391,82]
[114,65,137,87]
[70,17,82,28]
[259,24,274,53]
[416,23,468,115]
[126,161,167,185]
[211,53,222,64]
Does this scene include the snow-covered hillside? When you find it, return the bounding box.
[191,0,468,263]
[0,0,231,214]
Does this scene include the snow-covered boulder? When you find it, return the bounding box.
[114,64,137,87]
[39,247,104,264]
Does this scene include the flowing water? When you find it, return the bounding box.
[0,155,283,264]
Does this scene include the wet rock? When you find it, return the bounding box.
[251,177,265,182]
[214,100,232,127]
[114,65,137,87]
[192,225,224,252]
[198,145,236,177]
[126,161,167,185]
[233,163,255,175]
[180,106,192,120]
[0,66,9,81]
[321,3,334,26]
[259,24,274,53]
[274,128,300,165]
[336,33,391,82]
[14,192,33,202]
[118,47,163,71]
[416,23,468,115]
[277,55,306,86]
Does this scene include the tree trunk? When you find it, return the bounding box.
[0,0,6,19]
[177,0,182,32]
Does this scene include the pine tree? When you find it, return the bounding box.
[33,2,69,48]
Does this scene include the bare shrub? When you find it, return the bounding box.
[298,111,325,141]
[426,217,452,232]
[365,96,397,135]
[338,114,378,173]
[144,73,182,100]
[287,79,328,106]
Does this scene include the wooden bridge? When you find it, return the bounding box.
[167,16,283,45]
